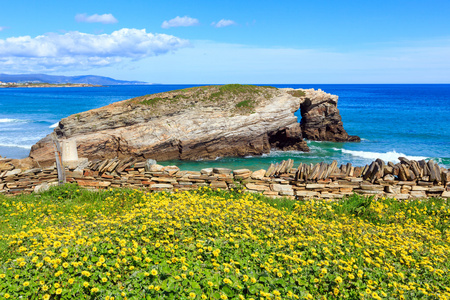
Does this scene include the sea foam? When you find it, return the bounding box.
[49,122,59,128]
[0,118,27,123]
[0,143,33,149]
[334,148,428,163]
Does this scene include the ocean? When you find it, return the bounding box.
[1,84,449,171]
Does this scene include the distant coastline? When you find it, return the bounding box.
[0,83,101,88]
[0,73,147,86]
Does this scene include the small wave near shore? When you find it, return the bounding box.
[334,148,428,163]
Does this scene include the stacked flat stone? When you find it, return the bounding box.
[1,157,449,199]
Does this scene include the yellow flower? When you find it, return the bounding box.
[189,292,196,299]
[151,269,158,276]
[23,281,30,287]
[56,288,62,295]
[83,282,89,288]
[220,294,228,300]
[4,294,10,299]
[43,295,50,300]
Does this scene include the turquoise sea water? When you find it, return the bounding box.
[0,84,449,170]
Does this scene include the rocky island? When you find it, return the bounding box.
[30,84,359,166]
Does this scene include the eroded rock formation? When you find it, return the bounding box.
[30,85,359,166]
[300,89,360,142]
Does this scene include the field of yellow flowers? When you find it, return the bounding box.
[0,184,449,299]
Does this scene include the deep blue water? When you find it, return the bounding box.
[0,84,449,170]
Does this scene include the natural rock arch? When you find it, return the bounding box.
[29,85,359,166]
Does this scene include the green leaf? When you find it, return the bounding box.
[190,280,201,290]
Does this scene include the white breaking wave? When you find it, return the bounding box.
[334,148,428,163]
[268,150,305,157]
[0,143,33,149]
[49,122,59,128]
[0,118,28,123]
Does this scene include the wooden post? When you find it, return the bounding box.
[51,133,66,185]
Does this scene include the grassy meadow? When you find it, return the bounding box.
[0,184,449,299]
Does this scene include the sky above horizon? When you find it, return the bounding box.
[0,0,449,84]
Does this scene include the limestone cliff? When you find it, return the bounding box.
[29,85,359,165]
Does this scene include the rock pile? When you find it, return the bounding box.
[0,157,59,194]
[1,156,449,199]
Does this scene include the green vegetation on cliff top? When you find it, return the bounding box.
[133,84,282,115]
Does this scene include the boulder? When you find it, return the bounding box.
[145,159,158,171]
[245,183,270,191]
[213,168,232,175]
[149,164,164,172]
[251,169,266,180]
[271,184,294,196]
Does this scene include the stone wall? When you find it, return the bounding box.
[1,156,449,199]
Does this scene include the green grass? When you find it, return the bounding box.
[134,84,279,116]
[209,84,273,102]
[287,90,306,97]
[1,185,449,299]
[140,97,165,106]
[235,100,254,110]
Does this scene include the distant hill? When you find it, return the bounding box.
[0,74,147,85]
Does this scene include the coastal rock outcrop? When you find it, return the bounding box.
[300,89,360,142]
[30,85,358,166]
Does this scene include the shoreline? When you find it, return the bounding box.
[0,83,102,88]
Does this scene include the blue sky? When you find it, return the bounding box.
[0,0,449,83]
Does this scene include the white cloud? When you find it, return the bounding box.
[0,27,6,31]
[75,13,118,24]
[0,28,189,72]
[161,16,199,29]
[212,19,236,28]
